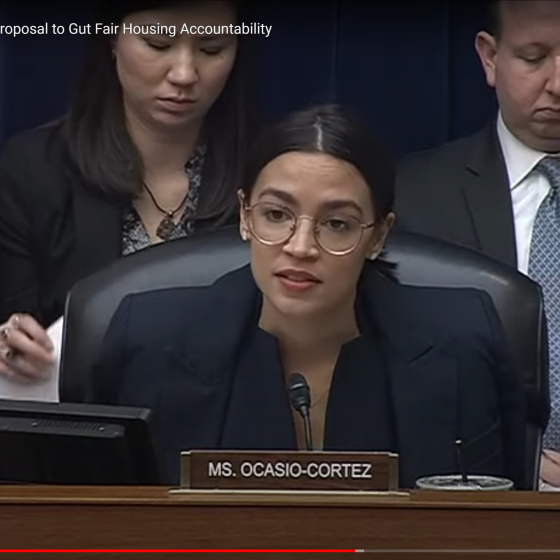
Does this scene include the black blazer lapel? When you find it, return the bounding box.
[388,337,460,487]
[462,125,517,268]
[73,186,123,278]
[164,265,261,449]
[364,269,460,488]
[57,185,123,301]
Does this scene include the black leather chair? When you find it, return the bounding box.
[60,226,548,489]
[384,232,549,491]
[60,226,251,404]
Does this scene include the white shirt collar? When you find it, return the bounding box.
[496,112,549,190]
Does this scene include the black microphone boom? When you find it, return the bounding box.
[287,372,313,451]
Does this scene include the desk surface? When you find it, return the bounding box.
[0,487,560,558]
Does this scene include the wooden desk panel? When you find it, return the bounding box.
[0,487,559,559]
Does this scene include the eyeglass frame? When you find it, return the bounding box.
[242,201,377,256]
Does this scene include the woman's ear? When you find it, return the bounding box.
[369,212,395,258]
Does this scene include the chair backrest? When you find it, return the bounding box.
[60,227,547,488]
[384,231,548,490]
[60,227,251,402]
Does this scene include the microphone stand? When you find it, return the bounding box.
[301,406,313,451]
[287,372,314,452]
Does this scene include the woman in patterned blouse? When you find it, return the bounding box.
[0,0,260,384]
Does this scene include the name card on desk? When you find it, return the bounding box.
[180,451,399,491]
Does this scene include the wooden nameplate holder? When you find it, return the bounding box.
[172,450,401,496]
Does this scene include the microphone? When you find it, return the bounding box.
[287,372,313,451]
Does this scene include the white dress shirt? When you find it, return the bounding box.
[496,113,553,274]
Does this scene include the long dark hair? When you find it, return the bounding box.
[61,0,260,228]
[242,104,395,220]
[240,104,396,273]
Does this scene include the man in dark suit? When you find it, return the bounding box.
[394,0,560,487]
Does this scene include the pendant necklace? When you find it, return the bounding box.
[143,182,189,240]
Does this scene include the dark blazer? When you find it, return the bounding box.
[0,122,125,327]
[394,123,517,268]
[0,122,235,327]
[85,261,527,489]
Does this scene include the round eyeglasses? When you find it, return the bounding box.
[244,202,375,256]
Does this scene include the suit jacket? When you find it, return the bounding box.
[85,261,527,489]
[394,123,517,268]
[0,122,234,327]
[0,122,126,326]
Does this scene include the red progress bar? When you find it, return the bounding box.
[0,550,357,554]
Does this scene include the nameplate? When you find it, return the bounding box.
[180,450,399,491]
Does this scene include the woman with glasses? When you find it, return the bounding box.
[87,104,527,489]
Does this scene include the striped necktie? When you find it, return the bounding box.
[528,156,560,450]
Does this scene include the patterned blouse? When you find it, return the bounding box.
[121,145,206,256]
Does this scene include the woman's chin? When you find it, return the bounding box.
[267,294,321,319]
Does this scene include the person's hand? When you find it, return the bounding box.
[0,314,55,381]
[540,449,560,487]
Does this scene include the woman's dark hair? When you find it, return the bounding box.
[240,104,396,274]
[61,0,260,227]
[241,104,395,222]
